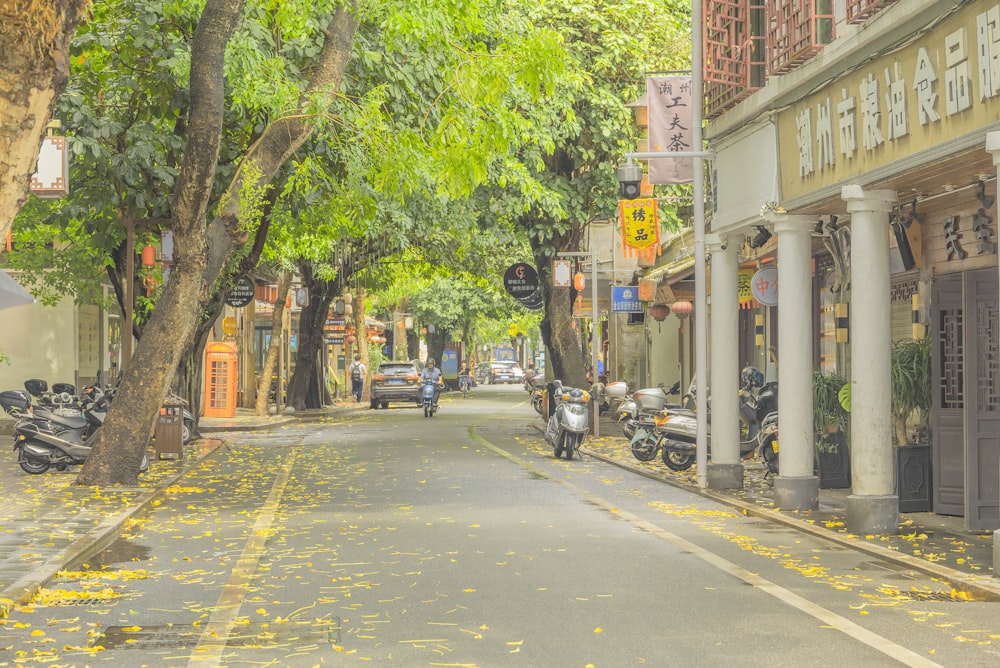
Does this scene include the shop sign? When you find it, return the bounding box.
[777,3,1000,199]
[750,267,778,306]
[611,286,643,313]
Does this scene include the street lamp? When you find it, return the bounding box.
[619,0,710,485]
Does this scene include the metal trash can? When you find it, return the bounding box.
[156,395,186,459]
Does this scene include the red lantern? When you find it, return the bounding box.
[141,245,156,267]
[649,303,670,321]
[671,300,693,317]
[345,334,356,343]
[573,272,586,291]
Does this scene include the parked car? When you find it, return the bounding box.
[370,360,422,409]
[476,360,523,385]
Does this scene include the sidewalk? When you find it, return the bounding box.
[580,410,1000,601]
[0,401,366,616]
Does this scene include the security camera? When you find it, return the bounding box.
[719,242,727,251]
[617,162,643,200]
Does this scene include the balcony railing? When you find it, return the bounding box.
[766,0,835,75]
[704,0,766,117]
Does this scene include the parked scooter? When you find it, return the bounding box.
[631,367,778,473]
[421,379,440,417]
[543,380,590,460]
[2,390,149,474]
[617,381,682,438]
[526,376,546,416]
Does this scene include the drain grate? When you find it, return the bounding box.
[98,618,341,650]
[884,589,972,602]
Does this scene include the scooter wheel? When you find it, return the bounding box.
[19,456,50,474]
[662,448,695,471]
[630,435,658,462]
[424,404,430,417]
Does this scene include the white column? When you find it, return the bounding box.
[707,233,742,489]
[842,185,898,534]
[770,215,818,511]
[985,133,1000,577]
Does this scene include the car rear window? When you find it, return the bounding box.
[379,364,416,376]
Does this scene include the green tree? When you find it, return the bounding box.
[66,0,569,486]
[503,0,690,385]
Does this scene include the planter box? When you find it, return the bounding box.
[897,443,932,512]
[817,431,851,489]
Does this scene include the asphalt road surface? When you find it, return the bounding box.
[2,384,998,667]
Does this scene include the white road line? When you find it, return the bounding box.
[472,428,944,668]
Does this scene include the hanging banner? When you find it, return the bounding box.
[618,198,661,264]
[737,270,755,306]
[646,75,693,185]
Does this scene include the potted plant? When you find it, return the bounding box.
[890,337,932,511]
[812,370,851,488]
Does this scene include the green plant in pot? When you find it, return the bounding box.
[813,370,850,452]
[889,337,931,445]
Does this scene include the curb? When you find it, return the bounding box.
[581,445,1000,602]
[0,439,225,616]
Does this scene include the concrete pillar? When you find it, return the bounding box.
[985,132,1000,577]
[707,233,742,489]
[842,185,898,534]
[769,215,819,511]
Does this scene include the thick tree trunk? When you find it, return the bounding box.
[255,270,291,416]
[287,264,337,410]
[0,0,90,240]
[76,0,245,486]
[77,2,359,486]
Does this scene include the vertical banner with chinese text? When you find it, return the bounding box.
[646,75,693,184]
[618,198,661,264]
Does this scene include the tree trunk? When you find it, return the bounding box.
[533,245,586,388]
[0,0,90,240]
[287,264,337,410]
[77,2,360,486]
[255,270,291,416]
[76,0,246,486]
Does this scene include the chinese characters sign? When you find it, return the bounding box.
[778,2,1000,199]
[618,198,661,264]
[647,75,694,184]
[611,286,643,313]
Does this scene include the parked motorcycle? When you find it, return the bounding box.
[543,380,590,460]
[631,368,778,473]
[526,376,546,416]
[421,379,440,417]
[3,390,149,474]
[617,381,682,438]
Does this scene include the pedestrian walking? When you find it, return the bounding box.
[349,355,366,402]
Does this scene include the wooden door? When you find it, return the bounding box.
[931,269,1000,528]
[931,275,964,516]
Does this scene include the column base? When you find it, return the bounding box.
[993,529,1000,579]
[846,494,899,535]
[707,462,744,490]
[773,475,819,511]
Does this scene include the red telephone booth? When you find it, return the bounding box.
[204,342,238,418]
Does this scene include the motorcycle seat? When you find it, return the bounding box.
[34,407,88,430]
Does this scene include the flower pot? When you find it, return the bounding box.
[897,443,932,512]
[817,430,851,489]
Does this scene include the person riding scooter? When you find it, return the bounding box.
[421,358,444,406]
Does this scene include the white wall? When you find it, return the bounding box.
[0,297,78,391]
[711,121,780,235]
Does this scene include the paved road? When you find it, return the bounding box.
[1,385,998,666]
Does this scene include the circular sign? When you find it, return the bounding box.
[225,275,255,308]
[750,267,778,306]
[519,288,544,310]
[503,263,539,299]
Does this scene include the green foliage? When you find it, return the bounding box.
[813,370,850,453]
[890,337,932,444]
